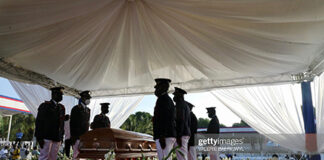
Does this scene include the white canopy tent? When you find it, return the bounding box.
[1,0,324,154]
[1,0,324,97]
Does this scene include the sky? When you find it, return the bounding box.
[0,77,241,126]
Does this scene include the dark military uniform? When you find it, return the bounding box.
[153,93,176,140]
[175,101,191,138]
[206,108,220,160]
[70,103,91,139]
[35,100,65,142]
[188,111,198,146]
[91,113,111,129]
[207,115,220,134]
[173,87,190,160]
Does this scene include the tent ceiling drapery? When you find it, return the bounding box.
[9,80,144,128]
[1,0,324,97]
[211,83,305,151]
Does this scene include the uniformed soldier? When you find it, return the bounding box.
[173,87,191,160]
[206,107,220,160]
[187,102,198,160]
[91,103,111,129]
[70,91,92,159]
[152,78,176,160]
[35,87,65,160]
[64,114,71,158]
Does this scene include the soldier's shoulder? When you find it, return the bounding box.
[158,95,173,103]
[165,94,173,100]
[158,94,171,100]
[58,103,65,109]
[94,115,101,120]
[38,101,51,109]
[41,101,52,106]
[71,104,80,109]
[70,105,79,113]
[211,117,219,123]
[102,115,109,119]
[191,112,197,118]
[184,102,190,108]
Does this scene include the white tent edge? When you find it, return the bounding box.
[2,57,324,97]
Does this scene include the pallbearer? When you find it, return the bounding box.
[70,91,92,160]
[187,102,198,160]
[91,103,111,129]
[35,87,65,160]
[153,78,176,160]
[64,114,72,158]
[173,87,191,160]
[206,107,220,160]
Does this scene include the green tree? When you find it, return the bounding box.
[220,124,226,127]
[120,112,153,135]
[0,113,35,141]
[197,118,210,128]
[232,120,249,127]
[197,118,227,128]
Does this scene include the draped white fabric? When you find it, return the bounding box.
[210,84,305,152]
[9,81,78,116]
[1,0,324,96]
[88,96,143,128]
[9,80,144,128]
[311,73,324,152]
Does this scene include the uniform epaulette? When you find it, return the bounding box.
[38,101,50,110]
[58,104,65,110]
[44,101,51,104]
[58,103,65,107]
[39,101,51,107]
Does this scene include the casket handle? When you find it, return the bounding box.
[126,143,131,150]
[126,143,141,152]
[139,144,150,152]
[148,144,157,152]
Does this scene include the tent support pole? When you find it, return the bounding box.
[301,81,320,160]
[7,115,12,142]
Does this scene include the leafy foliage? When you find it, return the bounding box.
[197,118,210,128]
[232,120,249,127]
[164,146,181,160]
[197,118,226,128]
[219,123,226,127]
[0,113,35,141]
[120,112,153,135]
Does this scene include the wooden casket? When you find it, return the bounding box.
[78,128,157,159]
